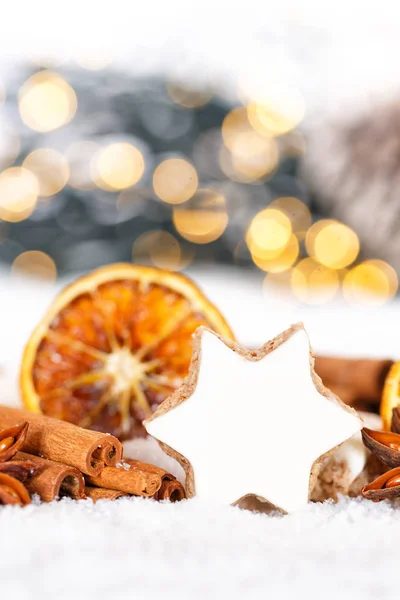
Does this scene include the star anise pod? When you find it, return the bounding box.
[361,427,400,469]
[0,473,31,506]
[0,422,29,462]
[362,467,400,500]
[0,422,35,506]
[360,410,400,501]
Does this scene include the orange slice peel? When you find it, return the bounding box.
[20,263,234,438]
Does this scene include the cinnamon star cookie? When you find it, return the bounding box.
[144,323,362,513]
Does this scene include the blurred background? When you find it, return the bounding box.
[1,0,400,311]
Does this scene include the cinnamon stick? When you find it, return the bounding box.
[86,463,160,497]
[85,458,182,498]
[0,459,37,481]
[85,486,129,502]
[0,406,123,476]
[0,473,31,506]
[14,451,85,502]
[314,356,393,407]
[153,478,186,502]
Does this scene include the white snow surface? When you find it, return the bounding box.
[1,495,399,600]
[1,266,400,599]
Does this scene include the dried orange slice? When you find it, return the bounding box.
[381,361,400,430]
[21,264,234,438]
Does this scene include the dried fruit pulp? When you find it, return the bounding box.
[21,265,233,439]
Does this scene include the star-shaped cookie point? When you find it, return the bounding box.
[144,323,362,513]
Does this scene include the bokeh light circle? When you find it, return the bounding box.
[246,89,305,137]
[246,208,292,257]
[252,234,299,272]
[270,197,311,240]
[306,220,359,269]
[343,260,398,307]
[18,71,77,132]
[132,230,186,271]
[11,251,57,282]
[0,167,39,222]
[228,132,279,182]
[92,142,145,191]
[222,107,253,151]
[173,188,228,244]
[291,258,340,305]
[153,158,198,205]
[23,148,70,197]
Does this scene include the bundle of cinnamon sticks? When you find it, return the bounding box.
[0,406,185,506]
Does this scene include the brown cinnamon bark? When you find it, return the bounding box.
[0,459,37,481]
[86,463,161,496]
[314,356,393,408]
[0,406,123,476]
[85,458,183,498]
[15,451,85,502]
[0,473,31,506]
[153,478,186,502]
[85,486,129,502]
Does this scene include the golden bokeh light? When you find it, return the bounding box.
[221,107,279,181]
[0,167,39,222]
[153,158,198,205]
[173,188,228,244]
[342,260,398,307]
[247,89,305,137]
[11,251,57,282]
[306,220,360,269]
[252,234,299,273]
[65,140,99,190]
[229,132,279,182]
[92,142,145,191]
[221,107,253,151]
[18,71,77,132]
[166,83,212,108]
[291,258,340,305]
[132,230,190,271]
[23,148,70,197]
[246,208,292,258]
[270,197,311,240]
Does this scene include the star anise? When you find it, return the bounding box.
[0,422,35,506]
[0,473,31,506]
[361,408,400,501]
[0,422,29,461]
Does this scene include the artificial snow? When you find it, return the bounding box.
[2,268,400,598]
[115,460,132,471]
[1,495,399,600]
